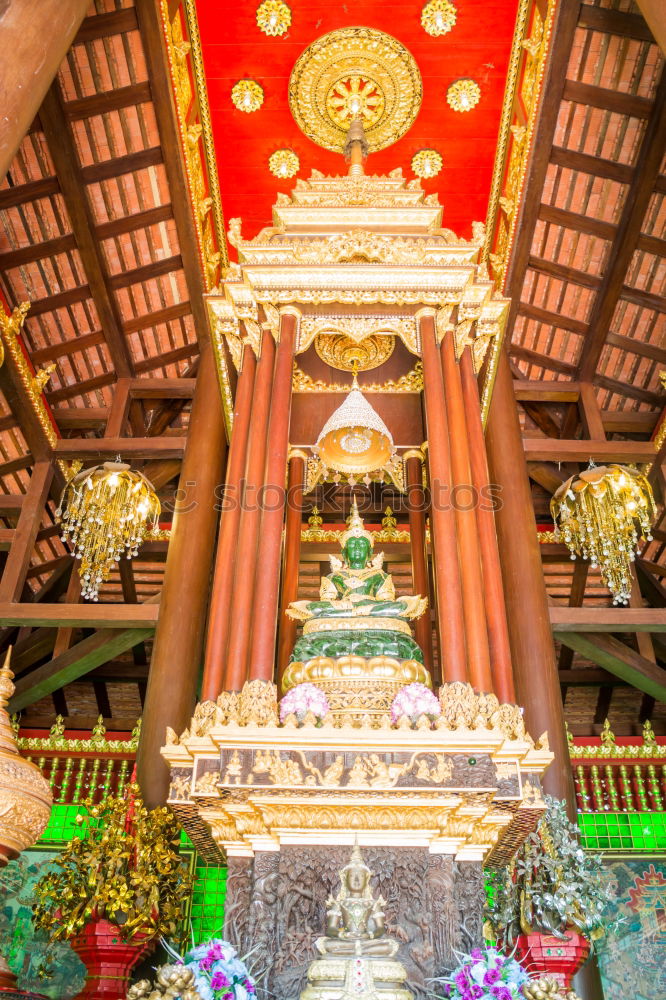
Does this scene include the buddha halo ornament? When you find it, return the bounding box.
[269,148,300,178]
[411,149,443,178]
[256,0,291,36]
[421,0,457,36]
[231,79,264,113]
[550,462,656,604]
[447,78,481,112]
[56,461,161,601]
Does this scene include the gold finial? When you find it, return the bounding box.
[340,498,374,549]
[0,647,17,754]
[344,116,368,178]
[308,506,323,530]
[341,837,372,875]
[381,506,397,537]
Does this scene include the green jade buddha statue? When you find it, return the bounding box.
[300,843,412,1000]
[287,500,427,663]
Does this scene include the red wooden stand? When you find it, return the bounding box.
[514,930,590,987]
[70,919,154,1000]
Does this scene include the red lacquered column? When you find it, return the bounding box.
[201,347,257,699]
[441,333,493,693]
[418,311,467,682]
[404,451,433,676]
[459,347,515,703]
[277,450,306,686]
[224,329,276,691]
[248,311,297,682]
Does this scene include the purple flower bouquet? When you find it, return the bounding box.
[183,939,257,1000]
[390,682,441,725]
[279,682,330,723]
[440,946,529,1000]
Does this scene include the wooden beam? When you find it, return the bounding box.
[55,437,187,459]
[558,558,589,673]
[510,345,578,376]
[527,255,602,291]
[107,254,183,291]
[39,83,138,384]
[593,373,662,406]
[121,301,191,335]
[50,406,109,429]
[524,438,656,462]
[562,79,654,119]
[30,329,106,364]
[578,67,666,380]
[513,379,580,402]
[0,602,160,629]
[550,145,634,183]
[537,204,616,241]
[556,631,666,701]
[577,4,655,41]
[94,203,172,240]
[65,81,153,120]
[517,302,588,336]
[128,378,197,399]
[0,462,53,602]
[79,146,162,185]
[0,234,77,269]
[0,176,60,210]
[550,606,666,632]
[578,382,606,441]
[605,331,666,364]
[9,625,155,711]
[74,8,138,42]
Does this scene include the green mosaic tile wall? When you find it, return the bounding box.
[578,811,666,852]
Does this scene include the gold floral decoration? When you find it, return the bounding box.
[269,148,300,179]
[32,784,192,943]
[256,0,291,36]
[421,0,457,36]
[411,149,443,178]
[447,78,481,112]
[231,79,264,113]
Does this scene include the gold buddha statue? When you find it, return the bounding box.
[300,844,412,1000]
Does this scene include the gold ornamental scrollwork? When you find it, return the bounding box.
[289,27,422,153]
[315,333,395,372]
[298,314,419,356]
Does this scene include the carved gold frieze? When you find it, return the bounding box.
[162,679,552,864]
[298,315,419,357]
[289,28,422,153]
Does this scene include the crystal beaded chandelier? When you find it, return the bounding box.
[551,463,656,604]
[56,461,161,601]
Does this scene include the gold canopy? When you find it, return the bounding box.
[315,375,394,475]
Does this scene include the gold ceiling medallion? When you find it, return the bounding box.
[314,333,395,372]
[411,149,442,178]
[288,27,422,153]
[269,148,300,178]
[447,78,481,112]
[256,0,291,36]
[421,0,457,36]
[231,79,264,112]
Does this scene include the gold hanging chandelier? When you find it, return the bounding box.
[56,461,161,602]
[551,463,656,605]
[315,372,395,479]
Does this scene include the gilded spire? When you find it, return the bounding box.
[340,498,374,549]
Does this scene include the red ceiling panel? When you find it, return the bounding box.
[196,0,520,240]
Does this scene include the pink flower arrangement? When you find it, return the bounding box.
[279,682,330,723]
[390,682,441,725]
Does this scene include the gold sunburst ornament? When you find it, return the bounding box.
[421,0,457,36]
[56,461,161,601]
[256,0,291,36]
[411,149,442,178]
[231,79,264,113]
[551,463,656,605]
[447,78,481,112]
[269,148,300,178]
[289,27,422,153]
